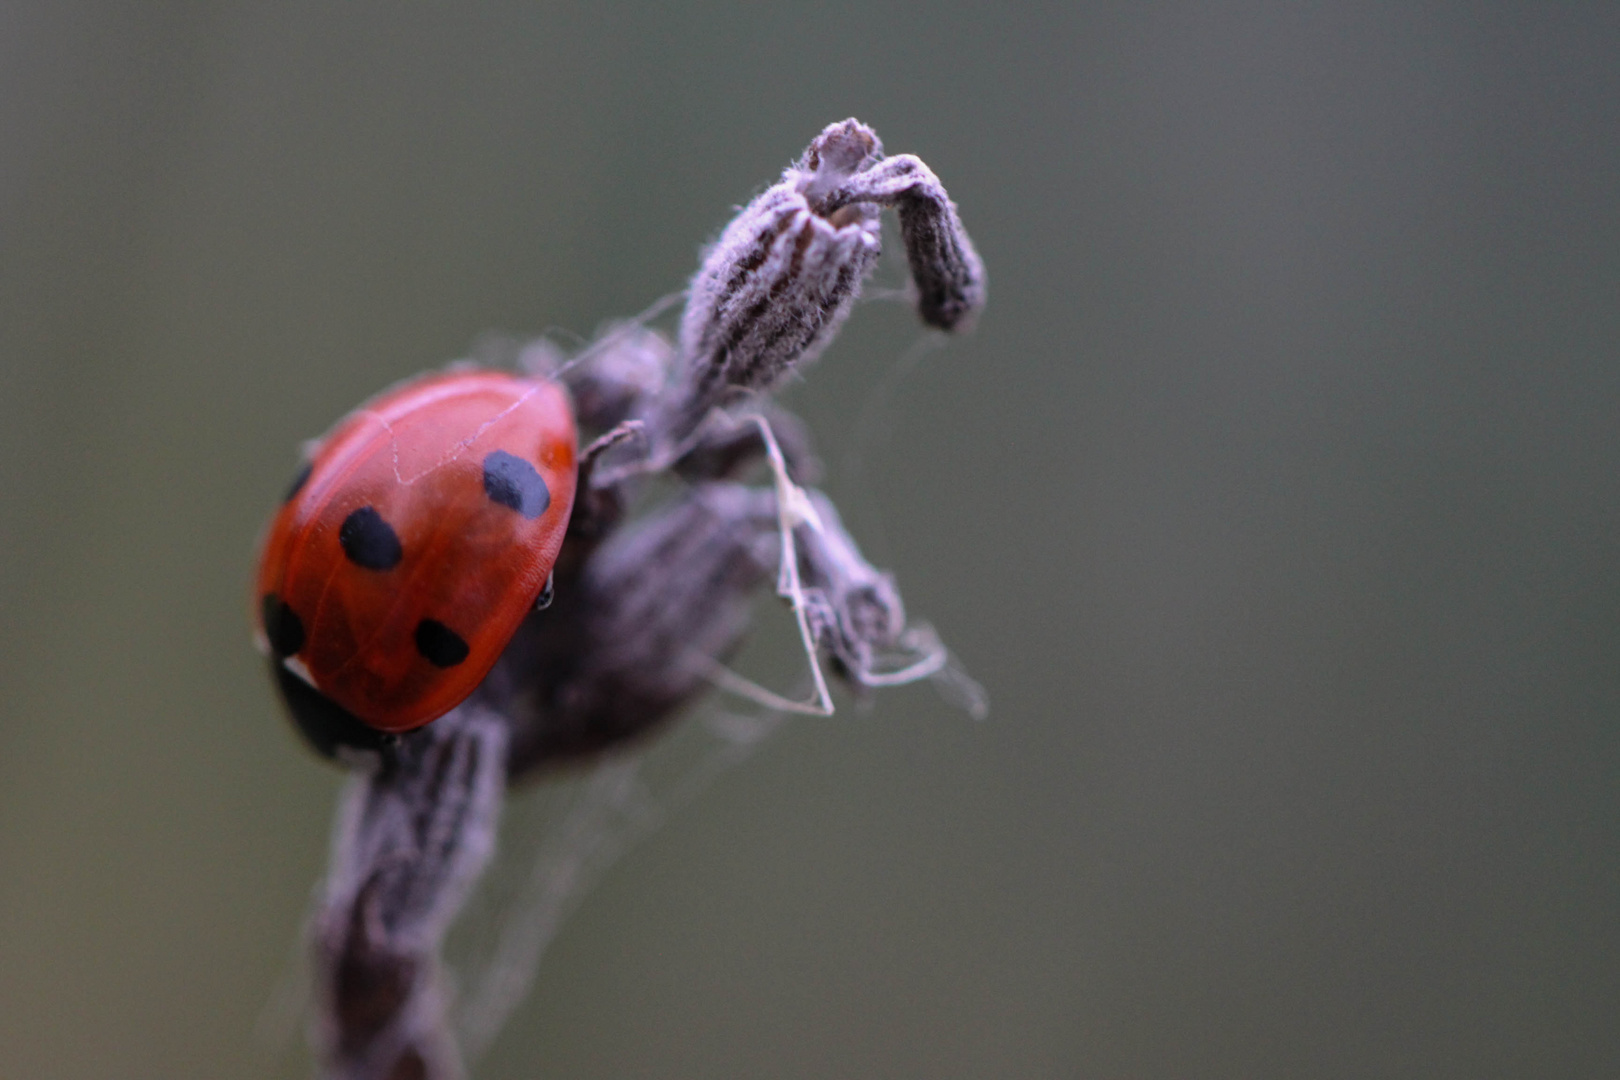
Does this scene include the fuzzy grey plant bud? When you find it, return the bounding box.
[669,119,985,441]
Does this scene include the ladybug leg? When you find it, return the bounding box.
[568,419,647,538]
[578,419,646,485]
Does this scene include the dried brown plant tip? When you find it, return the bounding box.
[672,118,985,440]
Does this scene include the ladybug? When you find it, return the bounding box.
[256,369,578,734]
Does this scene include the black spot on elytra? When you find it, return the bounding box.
[261,593,305,656]
[339,506,403,570]
[415,619,470,668]
[482,450,551,519]
[283,461,313,503]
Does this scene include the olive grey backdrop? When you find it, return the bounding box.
[1,3,1615,1077]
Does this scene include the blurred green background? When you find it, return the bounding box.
[2,3,1617,1077]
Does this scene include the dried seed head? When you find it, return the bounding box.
[797,490,908,681]
[667,119,985,443]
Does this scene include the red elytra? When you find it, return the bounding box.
[256,369,578,733]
